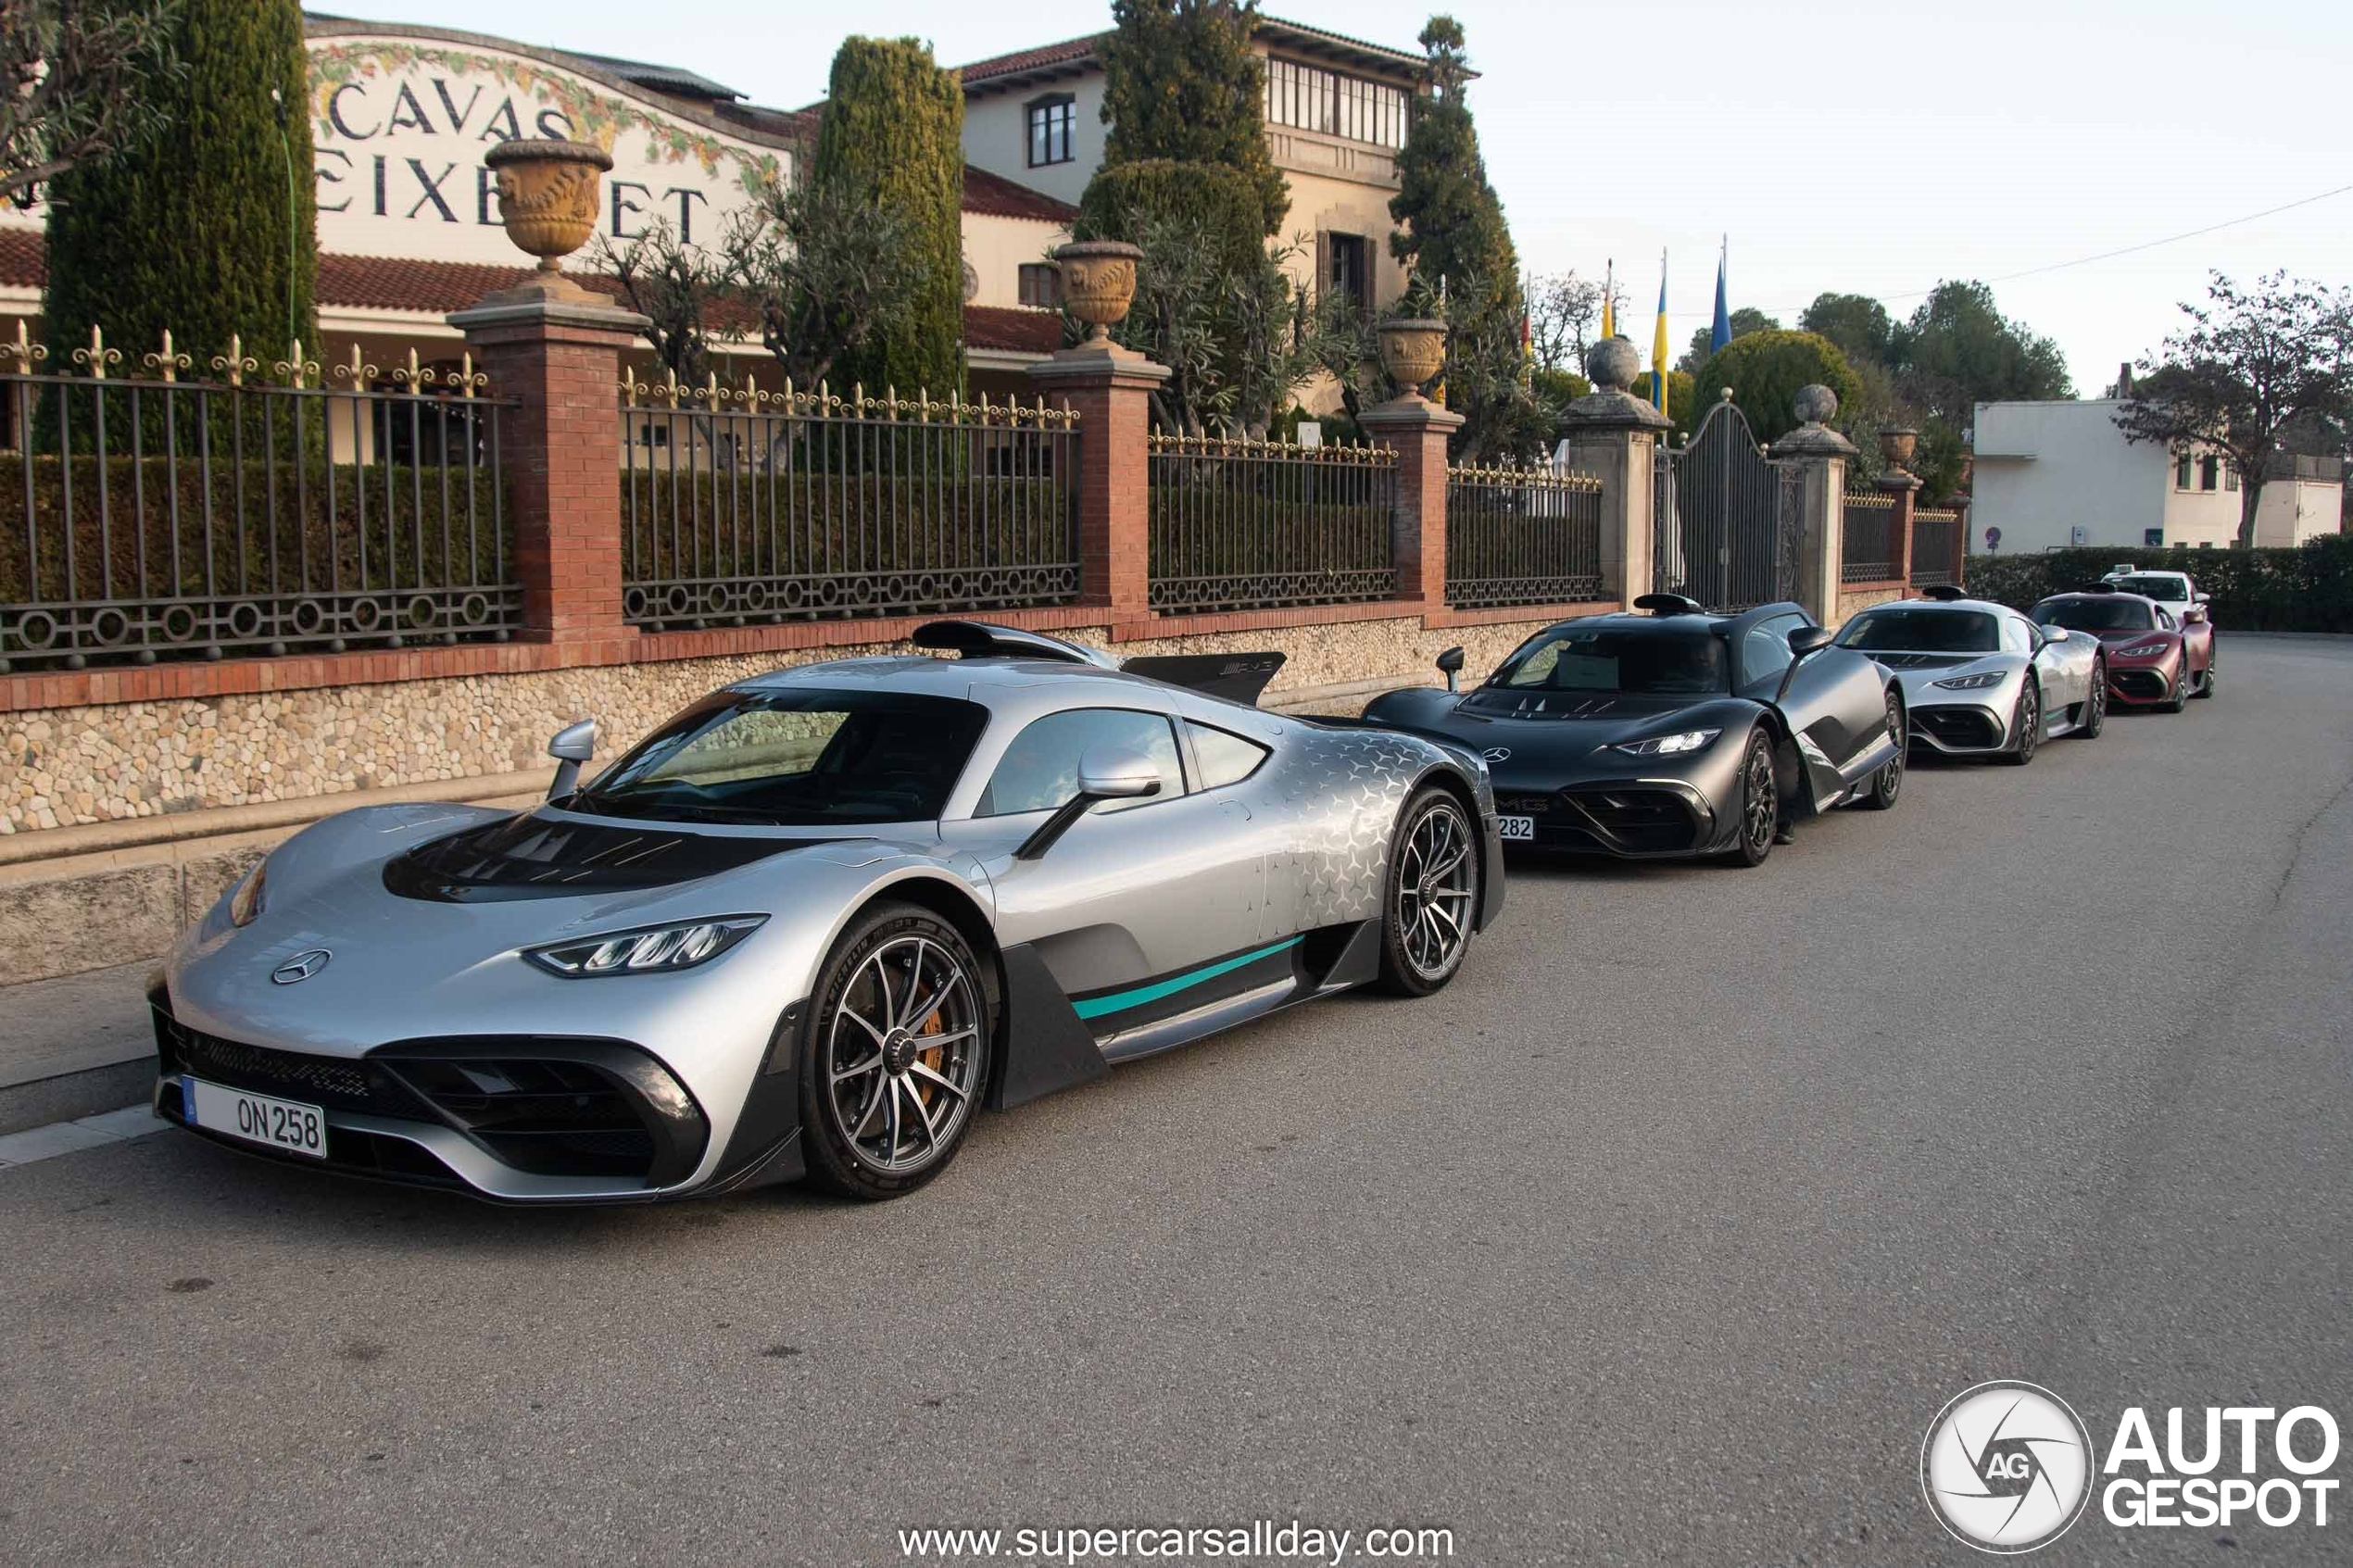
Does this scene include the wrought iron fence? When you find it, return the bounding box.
[1,328,517,671]
[1912,508,1960,586]
[1842,490,1901,583]
[1444,460,1604,608]
[1147,433,1395,613]
[619,373,1079,629]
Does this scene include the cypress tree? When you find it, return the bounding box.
[1387,15,1514,310]
[812,38,964,398]
[1098,0,1287,236]
[41,0,316,379]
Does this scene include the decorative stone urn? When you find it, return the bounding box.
[1377,318,1448,394]
[1053,241,1143,342]
[1586,334,1641,395]
[1878,425,1919,472]
[484,139,613,271]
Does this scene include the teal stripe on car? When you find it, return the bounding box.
[1070,936,1304,1021]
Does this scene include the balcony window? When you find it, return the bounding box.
[1263,57,1409,149]
[1026,95,1075,167]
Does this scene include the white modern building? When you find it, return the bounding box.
[1972,398,2344,555]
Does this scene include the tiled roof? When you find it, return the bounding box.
[963,305,1063,355]
[956,33,1108,85]
[0,231,1059,358]
[961,166,1078,223]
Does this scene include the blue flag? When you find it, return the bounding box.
[1710,238,1731,357]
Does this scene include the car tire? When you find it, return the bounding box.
[2076,662,2107,738]
[1999,678,2040,766]
[1861,688,1905,809]
[1720,729,1779,865]
[798,901,991,1201]
[2163,663,2189,713]
[1377,787,1481,997]
[2193,655,2215,699]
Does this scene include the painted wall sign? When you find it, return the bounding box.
[304,36,787,265]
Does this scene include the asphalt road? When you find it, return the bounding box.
[4,635,2349,1567]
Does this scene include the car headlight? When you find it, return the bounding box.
[1611,727,1720,758]
[2117,642,2170,659]
[1931,671,2007,690]
[525,916,767,977]
[228,859,268,927]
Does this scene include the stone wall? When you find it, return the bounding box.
[2,614,1554,836]
[1834,586,1909,624]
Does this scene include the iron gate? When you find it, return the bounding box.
[1653,399,1803,611]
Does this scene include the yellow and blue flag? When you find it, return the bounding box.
[1600,258,1615,340]
[1650,254,1670,413]
[1711,238,1731,358]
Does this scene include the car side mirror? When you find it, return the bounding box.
[1076,746,1163,801]
[1436,646,1466,694]
[2183,607,2208,624]
[2195,591,2211,604]
[547,719,597,799]
[1016,746,1162,859]
[1786,625,1835,658]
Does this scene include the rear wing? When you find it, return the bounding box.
[1120,651,1286,707]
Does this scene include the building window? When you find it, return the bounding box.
[2223,461,2239,492]
[1324,232,1371,317]
[1026,95,1075,167]
[2199,455,2220,490]
[1262,56,1409,149]
[2175,453,2193,490]
[2144,528,2163,546]
[1018,262,1061,309]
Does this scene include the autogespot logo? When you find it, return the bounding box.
[1922,1381,2095,1553]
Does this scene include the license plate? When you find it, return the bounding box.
[1498,815,1535,842]
[183,1076,328,1160]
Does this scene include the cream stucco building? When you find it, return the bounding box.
[1972,398,2344,555]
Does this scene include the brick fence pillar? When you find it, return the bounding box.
[1878,469,1921,589]
[1559,338,1674,608]
[448,284,650,645]
[1360,394,1465,606]
[1027,339,1169,621]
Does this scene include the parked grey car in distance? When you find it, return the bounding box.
[1835,587,2106,763]
[147,623,1504,1205]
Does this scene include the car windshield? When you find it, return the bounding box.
[570,688,988,825]
[1486,626,1729,695]
[2112,574,2189,603]
[2035,596,2156,632]
[1835,608,1999,653]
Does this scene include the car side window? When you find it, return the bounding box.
[2001,616,2034,654]
[1187,721,1270,790]
[1743,612,1806,688]
[2157,608,2177,630]
[975,709,1185,818]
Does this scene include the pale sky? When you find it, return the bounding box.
[361,0,2353,399]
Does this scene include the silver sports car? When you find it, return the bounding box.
[1833,587,2106,763]
[149,622,1504,1204]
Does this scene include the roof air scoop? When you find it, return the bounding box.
[1632,593,1707,616]
[912,621,1119,668]
[1919,584,1968,601]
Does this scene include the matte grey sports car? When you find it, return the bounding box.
[148,622,1504,1204]
[1362,596,1906,867]
[1836,587,2106,763]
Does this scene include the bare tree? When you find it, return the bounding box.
[2114,270,2353,546]
[1525,270,1605,372]
[595,221,721,388]
[0,0,183,201]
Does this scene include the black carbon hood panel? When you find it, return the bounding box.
[383,813,818,903]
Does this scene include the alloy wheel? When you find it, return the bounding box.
[1393,800,1476,981]
[824,935,983,1176]
[1743,742,1776,850]
[2016,682,2039,761]
[1878,691,1906,800]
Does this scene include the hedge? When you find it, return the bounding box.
[1962,538,2353,633]
[0,455,509,605]
[617,470,1074,583]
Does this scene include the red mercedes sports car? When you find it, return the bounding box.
[2031,584,2213,710]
